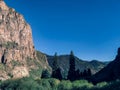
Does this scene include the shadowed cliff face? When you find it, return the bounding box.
[0,1,51,80]
[90,48,120,84]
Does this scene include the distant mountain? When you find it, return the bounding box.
[47,54,108,78]
[90,48,120,84]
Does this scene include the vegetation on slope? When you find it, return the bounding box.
[47,54,107,78]
[0,77,120,90]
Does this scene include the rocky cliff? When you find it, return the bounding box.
[0,0,51,80]
[0,0,35,61]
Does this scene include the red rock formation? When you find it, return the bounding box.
[0,0,51,80]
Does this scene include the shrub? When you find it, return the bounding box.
[104,80,120,90]
[0,77,44,90]
[36,78,60,90]
[72,80,93,90]
[8,73,13,78]
[96,82,107,88]
[38,79,51,90]
[0,64,5,70]
[58,80,72,90]
[41,69,51,78]
[0,79,20,90]
[29,69,42,78]
[11,60,21,67]
[17,78,41,90]
[5,41,18,49]
[3,77,120,90]
[48,78,60,89]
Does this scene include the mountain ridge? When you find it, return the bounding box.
[90,48,120,84]
[46,54,108,78]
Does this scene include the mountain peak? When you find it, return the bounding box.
[0,0,8,10]
[114,47,120,61]
[117,47,120,55]
[90,47,120,84]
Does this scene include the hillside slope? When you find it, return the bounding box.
[90,48,120,84]
[47,55,107,78]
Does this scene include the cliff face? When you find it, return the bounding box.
[0,1,35,61]
[0,0,51,80]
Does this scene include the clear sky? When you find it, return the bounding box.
[4,0,120,61]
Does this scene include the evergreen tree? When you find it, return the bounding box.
[67,51,76,81]
[87,68,92,77]
[52,68,62,80]
[52,52,58,70]
[82,68,92,78]
[52,53,62,80]
[83,69,87,77]
[80,72,83,77]
[75,69,80,80]
[41,69,51,78]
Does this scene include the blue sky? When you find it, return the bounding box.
[4,0,120,61]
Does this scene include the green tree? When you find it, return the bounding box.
[52,53,62,80]
[87,68,92,77]
[52,52,58,70]
[67,51,76,81]
[75,69,80,80]
[41,69,51,78]
[83,69,87,77]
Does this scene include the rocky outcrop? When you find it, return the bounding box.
[0,1,35,62]
[90,48,120,84]
[0,0,51,80]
